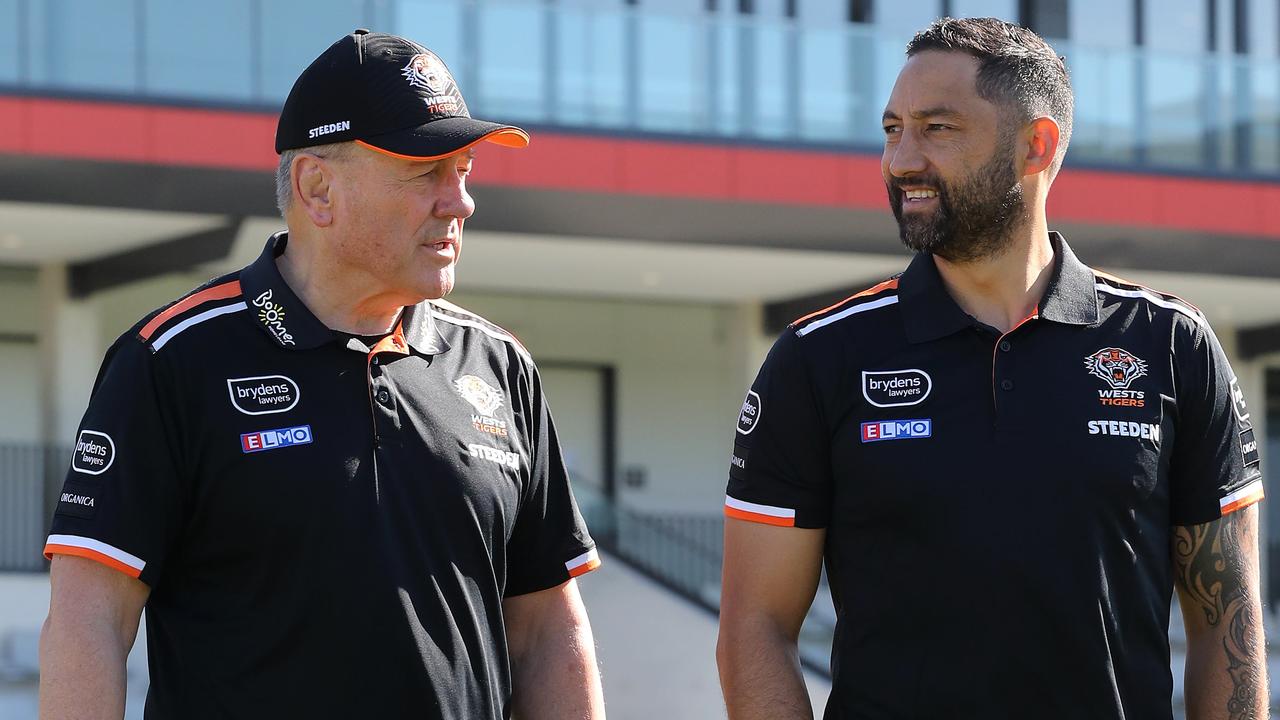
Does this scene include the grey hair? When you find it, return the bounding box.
[275,141,354,216]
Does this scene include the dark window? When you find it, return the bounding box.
[1233,0,1248,52]
[848,0,872,23]
[1019,0,1069,39]
[1133,0,1144,44]
[785,0,797,18]
[738,0,753,14]
[1207,0,1218,51]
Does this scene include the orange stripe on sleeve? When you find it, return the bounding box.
[568,556,601,578]
[793,277,900,326]
[1221,488,1265,516]
[138,280,242,341]
[724,506,797,527]
[43,543,143,579]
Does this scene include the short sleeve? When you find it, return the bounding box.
[44,335,187,587]
[503,364,597,597]
[725,329,833,529]
[1169,318,1263,526]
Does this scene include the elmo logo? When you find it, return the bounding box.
[1084,347,1148,390]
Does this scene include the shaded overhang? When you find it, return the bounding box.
[2,95,1279,349]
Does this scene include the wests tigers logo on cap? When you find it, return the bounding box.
[401,52,464,116]
[1084,347,1148,390]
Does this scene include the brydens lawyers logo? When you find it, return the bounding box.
[241,425,313,454]
[71,430,114,475]
[862,369,932,408]
[737,391,762,435]
[861,419,932,443]
[227,375,300,415]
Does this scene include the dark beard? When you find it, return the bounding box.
[887,136,1026,264]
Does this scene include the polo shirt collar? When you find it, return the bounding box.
[240,232,449,355]
[1037,232,1100,327]
[899,231,1099,344]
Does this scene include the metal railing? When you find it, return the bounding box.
[578,487,835,677]
[0,444,66,572]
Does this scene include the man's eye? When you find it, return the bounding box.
[927,124,951,131]
[883,126,900,135]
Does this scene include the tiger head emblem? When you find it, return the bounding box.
[1084,347,1148,390]
[453,375,504,417]
[402,52,452,94]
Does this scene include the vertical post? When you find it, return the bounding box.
[623,0,640,130]
[784,12,800,139]
[1231,0,1250,171]
[1132,0,1148,165]
[737,13,755,137]
[601,365,618,546]
[544,0,558,123]
[250,0,263,101]
[703,6,719,133]
[460,0,479,112]
[17,0,29,85]
[134,0,145,93]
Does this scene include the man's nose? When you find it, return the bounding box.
[435,177,475,220]
[887,131,927,178]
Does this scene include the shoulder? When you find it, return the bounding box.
[428,298,532,363]
[1091,270,1208,333]
[788,276,902,340]
[127,272,247,354]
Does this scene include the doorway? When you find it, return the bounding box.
[538,362,617,541]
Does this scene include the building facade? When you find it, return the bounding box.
[2,0,1280,618]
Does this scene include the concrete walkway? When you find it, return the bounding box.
[579,551,831,719]
[0,556,830,719]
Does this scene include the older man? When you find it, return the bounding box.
[40,29,603,719]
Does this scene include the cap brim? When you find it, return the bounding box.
[356,116,529,161]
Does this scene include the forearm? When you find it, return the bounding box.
[1184,604,1268,720]
[509,619,604,719]
[717,617,813,720]
[1174,505,1269,720]
[38,615,130,720]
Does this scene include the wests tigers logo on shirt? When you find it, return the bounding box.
[1085,347,1147,390]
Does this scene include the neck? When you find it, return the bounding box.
[932,212,1055,334]
[276,231,404,336]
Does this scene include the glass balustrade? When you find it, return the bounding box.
[0,0,1276,176]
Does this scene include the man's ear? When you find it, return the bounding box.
[1022,116,1061,178]
[292,153,337,227]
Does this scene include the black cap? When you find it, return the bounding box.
[275,29,528,158]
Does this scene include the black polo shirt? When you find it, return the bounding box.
[46,232,598,719]
[726,233,1262,719]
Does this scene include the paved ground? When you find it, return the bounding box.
[0,555,830,719]
[579,552,831,718]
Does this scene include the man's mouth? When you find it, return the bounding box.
[898,187,939,209]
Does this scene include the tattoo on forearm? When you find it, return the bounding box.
[1172,512,1263,720]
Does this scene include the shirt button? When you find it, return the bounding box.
[999,340,1012,352]
[377,389,391,405]
[1000,379,1014,391]
[371,356,380,365]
